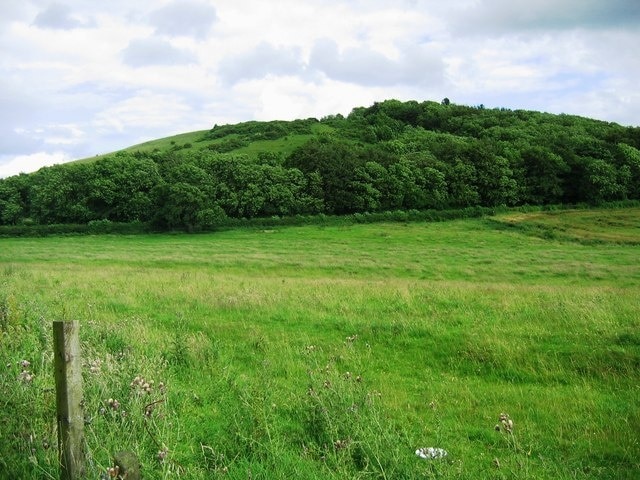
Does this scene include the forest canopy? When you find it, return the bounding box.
[1,99,639,231]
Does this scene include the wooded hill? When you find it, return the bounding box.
[1,99,640,232]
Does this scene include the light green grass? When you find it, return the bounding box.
[1,209,639,479]
[234,134,316,158]
[75,130,211,163]
[76,122,337,164]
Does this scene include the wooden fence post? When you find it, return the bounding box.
[53,321,85,480]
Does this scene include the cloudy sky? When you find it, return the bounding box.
[1,0,639,178]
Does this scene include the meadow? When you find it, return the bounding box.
[1,208,639,479]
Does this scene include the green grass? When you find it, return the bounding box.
[76,122,337,163]
[1,209,639,479]
[489,208,640,245]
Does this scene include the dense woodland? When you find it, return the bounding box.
[1,99,640,231]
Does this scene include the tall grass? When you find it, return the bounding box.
[1,209,639,478]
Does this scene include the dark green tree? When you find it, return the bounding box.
[286,137,364,214]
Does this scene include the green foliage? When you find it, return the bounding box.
[285,136,365,214]
[2,99,640,232]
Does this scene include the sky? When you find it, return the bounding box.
[1,0,639,178]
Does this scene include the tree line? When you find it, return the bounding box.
[1,99,639,231]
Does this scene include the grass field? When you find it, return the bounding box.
[1,208,639,479]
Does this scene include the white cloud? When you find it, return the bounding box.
[0,0,639,176]
[0,151,70,178]
[218,42,304,84]
[93,91,194,135]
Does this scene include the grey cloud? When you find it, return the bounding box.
[455,0,640,34]
[150,0,217,39]
[33,3,94,30]
[218,42,304,84]
[121,38,197,67]
[309,39,443,87]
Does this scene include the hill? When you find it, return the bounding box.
[1,99,640,231]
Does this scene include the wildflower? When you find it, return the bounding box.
[497,413,514,433]
[107,398,120,410]
[415,447,448,459]
[20,359,31,369]
[346,334,358,343]
[131,375,153,394]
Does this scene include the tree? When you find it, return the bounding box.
[0,174,30,225]
[88,155,162,222]
[519,146,569,204]
[465,141,519,206]
[583,158,625,203]
[445,158,480,208]
[617,143,640,197]
[154,182,208,231]
[286,137,364,214]
[30,164,93,224]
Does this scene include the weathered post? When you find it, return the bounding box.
[53,321,85,480]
